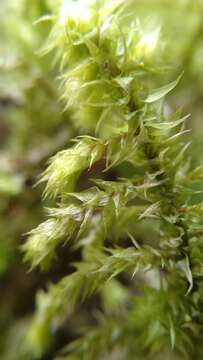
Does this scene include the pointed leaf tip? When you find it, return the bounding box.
[145,73,184,103]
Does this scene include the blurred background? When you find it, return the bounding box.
[1,0,203,359]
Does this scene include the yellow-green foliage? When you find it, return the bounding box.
[2,0,203,359]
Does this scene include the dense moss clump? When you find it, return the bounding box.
[1,0,203,359]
